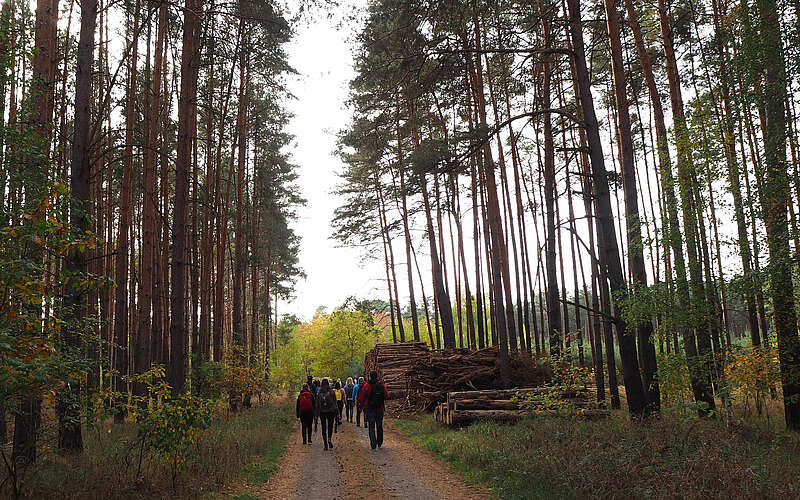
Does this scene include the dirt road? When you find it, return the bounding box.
[239,416,488,499]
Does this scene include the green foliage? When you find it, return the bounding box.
[726,347,781,416]
[126,367,214,491]
[189,346,268,409]
[513,355,595,415]
[269,332,304,390]
[313,305,381,376]
[0,181,102,418]
[283,299,382,381]
[19,400,295,498]
[190,359,226,399]
[656,352,695,408]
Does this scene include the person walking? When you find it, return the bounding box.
[344,377,355,423]
[296,383,314,445]
[333,380,345,431]
[358,371,388,450]
[316,378,337,450]
[313,378,321,434]
[353,376,364,427]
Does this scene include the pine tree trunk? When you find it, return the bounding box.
[604,0,659,412]
[395,99,418,341]
[13,0,59,464]
[113,0,139,422]
[59,0,97,451]
[377,176,405,341]
[419,171,456,348]
[169,0,202,394]
[451,176,476,349]
[567,0,647,415]
[233,41,248,352]
[540,45,561,358]
[199,42,214,360]
[471,17,509,381]
[149,4,166,366]
[376,177,398,343]
[657,0,716,411]
[755,0,800,429]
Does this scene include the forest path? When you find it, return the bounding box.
[352,419,488,500]
[233,415,488,499]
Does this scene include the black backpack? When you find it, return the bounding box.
[367,382,386,410]
[344,384,354,399]
[319,390,335,413]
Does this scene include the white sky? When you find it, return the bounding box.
[282,6,387,320]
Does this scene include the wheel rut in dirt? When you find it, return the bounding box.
[234,417,487,499]
[350,418,489,500]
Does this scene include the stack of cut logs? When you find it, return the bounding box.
[406,347,552,410]
[363,342,430,399]
[434,387,610,426]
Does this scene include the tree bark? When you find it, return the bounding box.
[169,0,203,394]
[567,0,648,416]
[604,0,659,412]
[756,0,800,429]
[59,0,97,451]
[657,0,716,411]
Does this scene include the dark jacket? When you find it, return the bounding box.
[296,389,314,418]
[344,383,355,401]
[316,388,337,415]
[358,381,388,412]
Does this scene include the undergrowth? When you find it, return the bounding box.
[392,411,800,499]
[14,399,294,499]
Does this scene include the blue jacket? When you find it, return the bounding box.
[353,383,360,402]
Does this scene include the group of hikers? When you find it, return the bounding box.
[295,371,388,451]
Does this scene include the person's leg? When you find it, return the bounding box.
[321,415,329,449]
[346,401,353,422]
[356,406,362,427]
[366,409,377,449]
[302,418,310,444]
[325,414,334,447]
[376,410,384,448]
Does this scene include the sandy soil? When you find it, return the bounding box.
[353,419,490,500]
[225,415,487,499]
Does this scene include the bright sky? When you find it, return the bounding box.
[282,5,386,320]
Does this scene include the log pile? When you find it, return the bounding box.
[363,342,429,399]
[405,347,552,410]
[434,387,610,425]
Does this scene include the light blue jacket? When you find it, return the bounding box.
[352,383,360,402]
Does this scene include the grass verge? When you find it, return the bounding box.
[391,411,800,499]
[14,398,294,499]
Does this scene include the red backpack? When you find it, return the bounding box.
[299,391,313,412]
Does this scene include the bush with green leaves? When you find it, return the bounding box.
[125,366,214,491]
[513,355,595,415]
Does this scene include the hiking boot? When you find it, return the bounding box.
[328,442,334,449]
